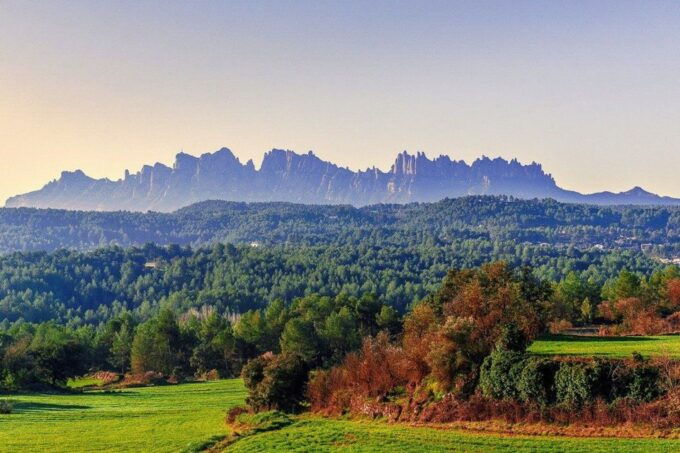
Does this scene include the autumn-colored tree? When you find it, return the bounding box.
[401,303,438,383]
[437,262,545,359]
[668,278,680,309]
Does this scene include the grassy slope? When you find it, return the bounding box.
[1,378,679,452]
[0,379,244,452]
[228,417,679,453]
[529,334,680,358]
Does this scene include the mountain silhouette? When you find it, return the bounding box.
[6,148,679,211]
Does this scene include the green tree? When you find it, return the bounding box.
[319,307,360,365]
[29,324,89,385]
[280,318,320,365]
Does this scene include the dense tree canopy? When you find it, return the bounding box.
[0,241,666,327]
[0,197,678,256]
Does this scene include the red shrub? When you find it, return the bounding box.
[308,332,414,414]
[548,319,573,334]
[664,312,680,333]
[599,297,671,335]
[668,278,680,309]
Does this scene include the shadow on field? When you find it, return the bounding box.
[12,401,91,412]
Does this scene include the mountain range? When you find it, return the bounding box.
[6,148,680,211]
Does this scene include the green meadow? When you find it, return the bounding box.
[0,380,244,452]
[0,378,679,452]
[228,416,679,453]
[529,334,680,358]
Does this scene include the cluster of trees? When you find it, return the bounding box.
[595,267,680,335]
[0,323,92,389]
[0,293,397,391]
[0,197,678,255]
[307,262,552,411]
[548,266,680,329]
[257,263,676,426]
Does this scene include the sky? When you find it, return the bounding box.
[1,0,680,203]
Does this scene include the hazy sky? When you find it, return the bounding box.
[2,1,680,203]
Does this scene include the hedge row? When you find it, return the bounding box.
[479,349,662,408]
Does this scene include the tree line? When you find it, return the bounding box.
[0,293,398,391]
[0,241,668,327]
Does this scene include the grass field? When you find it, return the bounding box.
[529,334,680,358]
[228,416,680,452]
[1,378,679,452]
[0,379,244,452]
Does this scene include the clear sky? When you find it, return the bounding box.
[1,0,679,203]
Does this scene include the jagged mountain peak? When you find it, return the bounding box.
[5,147,679,211]
[173,152,198,169]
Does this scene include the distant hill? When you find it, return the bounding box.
[0,196,678,256]
[6,148,680,211]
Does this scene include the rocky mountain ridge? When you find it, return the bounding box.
[6,148,680,211]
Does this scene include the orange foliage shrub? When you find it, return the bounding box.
[548,319,572,334]
[226,405,249,424]
[665,312,680,333]
[308,332,416,415]
[668,278,680,309]
[92,371,120,385]
[401,304,438,383]
[628,310,666,335]
[200,369,220,381]
[117,371,166,388]
[598,297,671,335]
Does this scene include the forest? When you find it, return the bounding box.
[0,241,665,326]
[0,196,678,327]
[0,196,678,256]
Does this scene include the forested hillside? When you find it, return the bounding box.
[0,196,679,256]
[0,241,666,326]
[1,196,678,327]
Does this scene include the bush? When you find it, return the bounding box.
[517,357,559,407]
[242,353,309,413]
[117,371,166,388]
[478,349,526,401]
[495,324,531,352]
[555,361,601,408]
[627,365,663,403]
[548,319,572,334]
[226,405,250,424]
[241,354,268,390]
[201,369,220,381]
[0,400,13,414]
